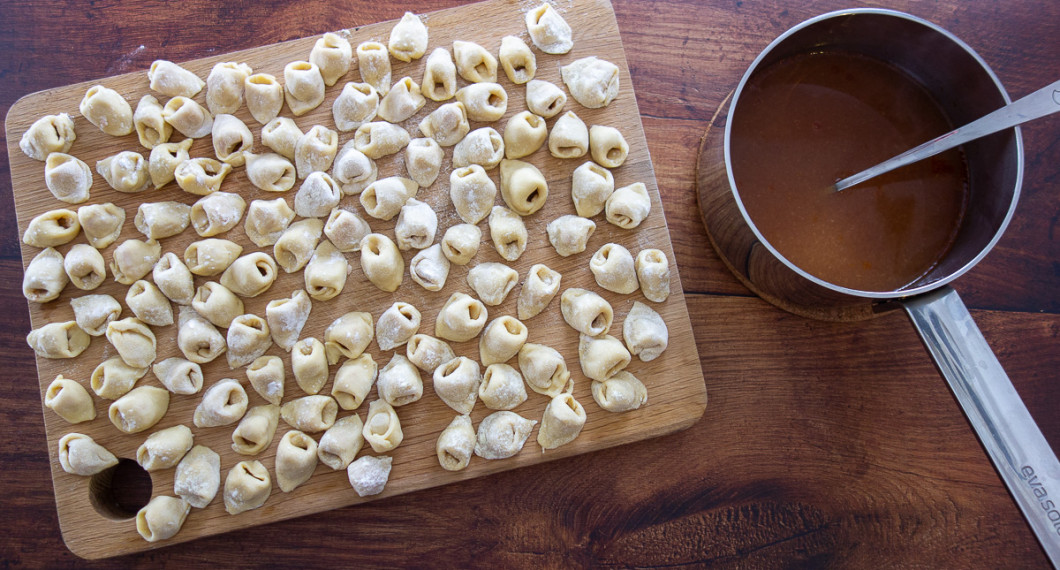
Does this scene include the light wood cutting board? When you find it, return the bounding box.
[5,0,707,558]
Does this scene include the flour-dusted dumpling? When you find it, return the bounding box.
[362,399,402,452]
[232,404,280,455]
[406,334,455,375]
[332,354,377,410]
[162,96,213,139]
[449,166,495,225]
[136,496,190,543]
[623,301,668,361]
[560,288,613,336]
[185,238,243,277]
[548,111,589,159]
[538,393,586,450]
[24,208,80,248]
[281,395,338,433]
[126,280,174,326]
[192,281,244,327]
[80,85,134,136]
[377,354,424,407]
[64,244,106,290]
[360,233,404,292]
[177,306,227,364]
[318,415,364,470]
[149,60,205,98]
[265,290,311,351]
[58,433,117,476]
[356,41,392,96]
[152,253,194,306]
[291,337,328,395]
[331,143,377,197]
[467,262,518,307]
[364,174,417,219]
[175,157,232,195]
[525,3,573,54]
[211,114,254,167]
[273,219,323,273]
[227,314,272,369]
[45,375,96,424]
[498,35,536,84]
[295,125,339,179]
[579,333,631,382]
[152,357,204,395]
[245,197,295,247]
[453,127,504,170]
[479,316,527,366]
[311,32,353,87]
[389,11,428,62]
[20,113,76,161]
[517,264,562,320]
[488,206,528,262]
[526,79,566,119]
[591,243,639,294]
[394,198,437,251]
[324,311,375,364]
[634,249,671,302]
[354,122,411,160]
[90,356,147,400]
[499,158,548,215]
[592,370,647,412]
[206,61,253,115]
[304,240,349,301]
[261,117,303,160]
[433,356,481,414]
[190,191,246,237]
[246,355,285,405]
[72,294,121,337]
[419,102,470,147]
[589,125,629,168]
[135,201,191,239]
[436,415,475,471]
[453,40,497,84]
[106,317,156,369]
[97,151,150,193]
[474,411,536,460]
[571,161,614,217]
[44,153,93,204]
[220,252,278,297]
[223,460,271,515]
[410,244,450,292]
[332,82,379,133]
[479,363,528,411]
[440,223,481,266]
[324,207,372,252]
[518,343,572,397]
[376,302,421,351]
[503,112,546,160]
[562,56,620,109]
[175,445,220,508]
[378,76,426,123]
[77,202,125,249]
[606,182,652,229]
[23,247,67,303]
[149,138,194,189]
[347,455,393,497]
[455,83,508,122]
[275,430,317,493]
[435,292,488,342]
[405,138,444,187]
[284,61,326,116]
[245,73,284,124]
[421,47,456,102]
[109,386,170,434]
[137,424,194,471]
[194,378,248,427]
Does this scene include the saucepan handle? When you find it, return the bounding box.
[902,286,1060,564]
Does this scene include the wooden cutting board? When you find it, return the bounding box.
[5,0,706,559]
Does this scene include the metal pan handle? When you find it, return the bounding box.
[902,286,1060,564]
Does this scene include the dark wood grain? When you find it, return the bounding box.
[2,0,1058,566]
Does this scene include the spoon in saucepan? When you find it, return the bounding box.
[833,78,1060,192]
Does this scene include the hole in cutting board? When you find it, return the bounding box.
[88,458,152,520]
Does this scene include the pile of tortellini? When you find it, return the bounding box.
[21,3,673,544]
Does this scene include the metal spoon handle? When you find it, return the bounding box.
[834,78,1060,192]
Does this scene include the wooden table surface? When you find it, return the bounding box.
[2,0,1057,567]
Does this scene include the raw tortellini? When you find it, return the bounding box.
[377,354,424,407]
[590,242,639,294]
[110,238,161,285]
[578,333,631,382]
[467,262,518,306]
[177,306,227,364]
[433,356,480,414]
[310,33,352,87]
[332,354,376,410]
[623,301,668,362]
[548,111,589,159]
[194,378,249,428]
[190,191,246,237]
[478,363,528,411]
[231,404,280,455]
[362,399,402,453]
[356,41,392,96]
[499,36,536,84]
[284,61,325,116]
[97,151,150,193]
[360,233,404,292]
[455,83,508,122]
[137,424,194,471]
[592,371,647,413]
[149,60,204,98]
[223,460,271,515]
[265,289,312,351]
[333,82,379,132]
[65,244,107,290]
[637,249,672,302]
[58,433,118,476]
[136,496,190,543]
[331,143,377,195]
[479,316,527,366]
[24,247,68,303]
[45,375,96,424]
[226,313,272,369]
[80,85,134,136]
[454,40,497,84]
[378,76,425,123]
[106,317,157,369]
[44,153,92,204]
[72,294,120,337]
[419,102,469,146]
[152,357,204,395]
[394,198,437,251]
[499,158,548,215]
[421,48,457,102]
[247,355,285,405]
[162,96,213,139]
[589,125,629,168]
[211,114,253,166]
[175,445,221,508]
[276,430,318,493]
[318,415,365,470]
[405,138,444,187]
[77,202,125,249]
[206,61,253,115]
[606,182,652,229]
[488,206,528,262]
[503,111,546,159]
[388,12,428,62]
[348,455,393,497]
[27,321,90,359]
[561,288,614,336]
[440,223,481,266]
[517,264,562,320]
[376,302,421,351]
[91,356,147,400]
[435,292,487,343]
[525,3,573,55]
[20,113,76,161]
[561,56,620,109]
[450,165,496,225]
[474,411,536,460]
[537,393,587,450]
[109,385,170,434]
[436,414,475,471]
[245,73,284,124]
[410,244,450,292]
[526,79,566,119]
[518,343,572,397]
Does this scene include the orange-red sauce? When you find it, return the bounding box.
[730,52,968,292]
